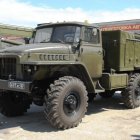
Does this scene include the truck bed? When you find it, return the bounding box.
[102,30,140,72]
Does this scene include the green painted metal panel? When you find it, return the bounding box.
[102,30,140,72]
[100,73,128,90]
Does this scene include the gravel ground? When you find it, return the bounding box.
[0,94,140,140]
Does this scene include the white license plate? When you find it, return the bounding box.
[8,81,25,90]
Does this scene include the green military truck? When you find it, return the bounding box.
[0,22,140,129]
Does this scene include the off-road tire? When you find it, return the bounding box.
[0,92,32,117]
[122,73,140,109]
[44,76,88,129]
[99,90,114,98]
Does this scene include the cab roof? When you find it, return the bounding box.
[36,21,98,29]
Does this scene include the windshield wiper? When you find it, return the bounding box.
[40,39,66,44]
[56,39,65,43]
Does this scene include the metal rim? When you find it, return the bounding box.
[63,91,81,117]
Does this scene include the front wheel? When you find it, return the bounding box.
[44,76,88,129]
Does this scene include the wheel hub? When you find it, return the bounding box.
[63,92,80,116]
[64,94,77,110]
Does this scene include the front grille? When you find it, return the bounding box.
[0,57,16,79]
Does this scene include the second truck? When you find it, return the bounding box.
[0,22,140,129]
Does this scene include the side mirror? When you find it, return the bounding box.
[24,37,31,44]
[71,39,81,53]
[72,45,77,53]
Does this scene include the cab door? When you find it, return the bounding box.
[80,27,103,78]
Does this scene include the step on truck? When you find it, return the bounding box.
[0,22,140,129]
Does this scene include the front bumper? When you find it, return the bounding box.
[0,79,32,93]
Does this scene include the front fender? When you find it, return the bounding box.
[32,63,95,93]
[75,64,95,93]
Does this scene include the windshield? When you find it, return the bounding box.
[34,25,81,44]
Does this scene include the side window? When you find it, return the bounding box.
[84,27,100,44]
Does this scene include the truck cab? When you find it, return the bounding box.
[34,22,103,81]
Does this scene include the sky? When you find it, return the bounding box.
[0,0,140,27]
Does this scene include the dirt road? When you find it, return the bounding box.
[0,94,140,140]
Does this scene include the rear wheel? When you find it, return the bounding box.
[44,76,88,129]
[0,92,32,117]
[122,73,140,108]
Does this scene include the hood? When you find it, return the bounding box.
[1,43,71,54]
